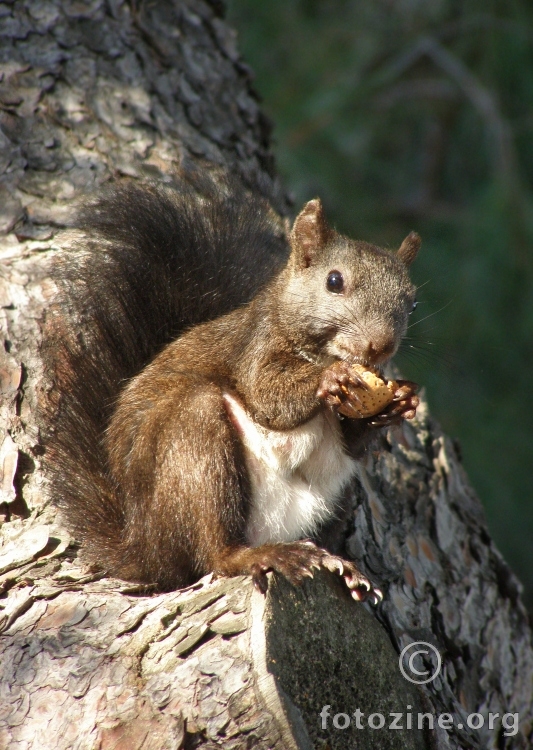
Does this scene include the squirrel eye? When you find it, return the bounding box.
[326,271,344,293]
[410,300,418,314]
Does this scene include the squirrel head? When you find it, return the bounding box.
[281,198,421,368]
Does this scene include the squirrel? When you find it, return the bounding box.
[43,171,421,601]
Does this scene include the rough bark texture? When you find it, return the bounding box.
[0,2,532,749]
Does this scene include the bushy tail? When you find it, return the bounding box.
[43,172,288,575]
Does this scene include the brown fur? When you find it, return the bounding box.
[44,174,419,592]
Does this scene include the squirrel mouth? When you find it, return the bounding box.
[337,351,384,377]
[326,340,389,376]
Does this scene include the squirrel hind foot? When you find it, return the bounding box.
[214,541,380,603]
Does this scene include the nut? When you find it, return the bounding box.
[339,364,397,418]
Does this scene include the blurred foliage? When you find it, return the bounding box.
[228,0,533,607]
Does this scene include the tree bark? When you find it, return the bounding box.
[0,2,531,749]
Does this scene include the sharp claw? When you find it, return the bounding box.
[350,580,377,602]
[341,386,362,404]
[323,557,344,575]
[345,575,371,592]
[351,373,372,391]
[370,417,391,426]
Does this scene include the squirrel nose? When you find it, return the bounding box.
[363,338,395,365]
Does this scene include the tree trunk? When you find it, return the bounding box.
[0,2,531,749]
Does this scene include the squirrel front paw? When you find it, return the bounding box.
[317,360,373,419]
[317,361,420,424]
[317,360,420,427]
[367,380,420,427]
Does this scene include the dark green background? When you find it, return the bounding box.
[228,0,533,609]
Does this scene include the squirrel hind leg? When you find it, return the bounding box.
[212,541,380,602]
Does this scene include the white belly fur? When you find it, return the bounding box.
[222,393,357,547]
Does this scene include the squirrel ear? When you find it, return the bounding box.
[397,231,421,266]
[290,198,333,268]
